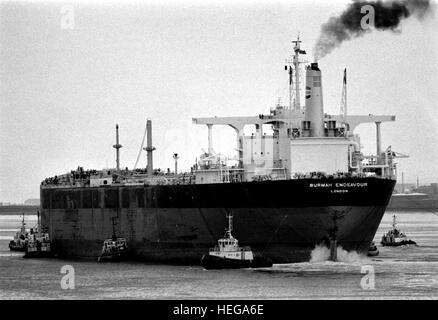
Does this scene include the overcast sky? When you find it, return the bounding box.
[1,0,437,203]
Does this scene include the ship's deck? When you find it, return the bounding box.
[41,166,392,189]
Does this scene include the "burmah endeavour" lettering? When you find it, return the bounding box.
[309,182,368,188]
[335,182,368,187]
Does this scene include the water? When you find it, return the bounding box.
[0,211,437,299]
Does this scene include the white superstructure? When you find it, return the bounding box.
[41,37,402,189]
[192,37,399,183]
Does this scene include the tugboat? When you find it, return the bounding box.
[8,214,28,252]
[97,217,128,262]
[201,212,272,269]
[367,241,379,256]
[23,211,52,258]
[381,214,417,247]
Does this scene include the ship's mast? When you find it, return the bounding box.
[21,213,26,233]
[143,119,156,176]
[37,210,40,233]
[340,68,347,129]
[173,153,179,174]
[292,35,306,110]
[292,37,301,110]
[113,124,122,171]
[284,35,306,111]
[226,212,233,238]
[287,65,293,110]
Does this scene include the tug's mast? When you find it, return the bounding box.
[226,212,233,238]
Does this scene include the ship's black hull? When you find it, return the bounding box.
[201,254,273,269]
[9,242,26,252]
[23,250,53,258]
[380,240,417,247]
[40,177,395,263]
[97,252,129,262]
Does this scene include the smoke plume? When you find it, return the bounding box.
[313,0,433,60]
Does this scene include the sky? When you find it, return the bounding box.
[0,0,437,203]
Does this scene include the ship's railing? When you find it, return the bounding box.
[41,170,198,188]
[251,168,288,181]
[290,171,380,180]
[194,168,245,184]
[41,165,395,189]
[194,167,288,183]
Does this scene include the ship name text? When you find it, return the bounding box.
[309,182,368,188]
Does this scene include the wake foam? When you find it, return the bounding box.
[310,244,369,264]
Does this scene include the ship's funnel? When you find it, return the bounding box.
[304,62,324,137]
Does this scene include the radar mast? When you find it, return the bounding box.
[285,34,307,111]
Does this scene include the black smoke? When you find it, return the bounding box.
[313,0,433,60]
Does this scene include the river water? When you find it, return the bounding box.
[0,211,437,299]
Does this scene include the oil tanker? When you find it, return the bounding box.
[40,39,398,263]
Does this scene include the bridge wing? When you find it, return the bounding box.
[325,114,396,131]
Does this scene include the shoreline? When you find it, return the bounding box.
[0,205,39,216]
